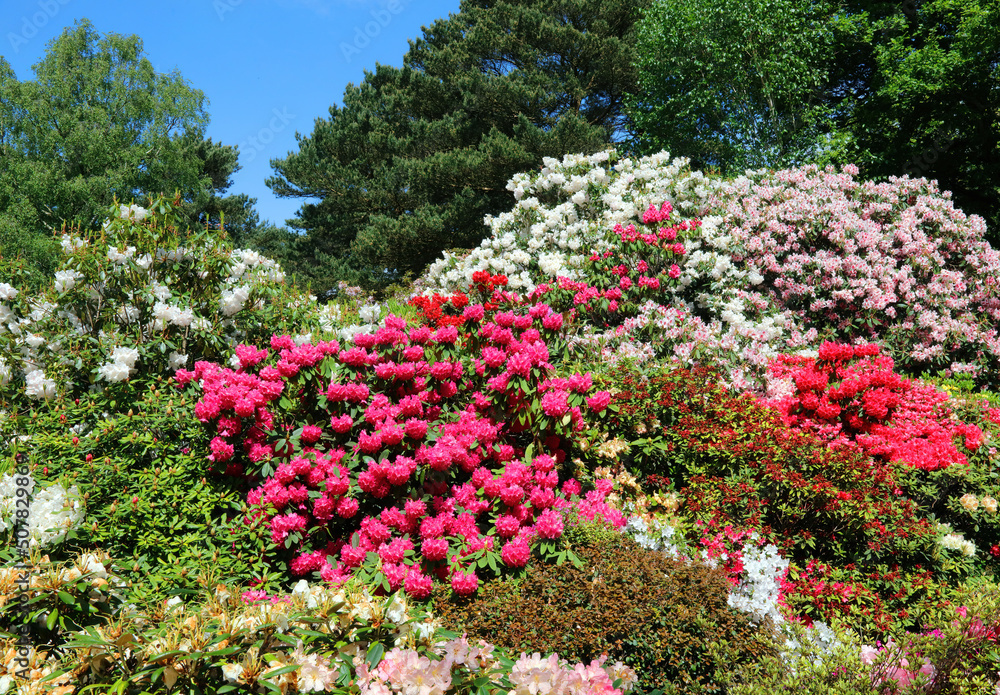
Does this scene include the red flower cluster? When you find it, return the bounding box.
[766,342,984,471]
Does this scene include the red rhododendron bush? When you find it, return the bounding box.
[766,342,986,471]
[179,276,622,599]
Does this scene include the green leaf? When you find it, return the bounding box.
[58,591,76,605]
[367,643,384,670]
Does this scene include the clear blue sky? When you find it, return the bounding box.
[1,0,462,226]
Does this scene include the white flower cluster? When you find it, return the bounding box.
[624,515,684,558]
[424,149,725,294]
[107,245,137,265]
[227,249,286,285]
[937,522,976,557]
[60,234,89,254]
[97,346,140,383]
[220,285,250,317]
[54,270,84,293]
[0,472,83,547]
[726,542,789,626]
[152,301,194,328]
[0,357,9,387]
[119,203,149,222]
[24,369,57,400]
[335,303,384,343]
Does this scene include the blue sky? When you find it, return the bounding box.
[2,0,462,226]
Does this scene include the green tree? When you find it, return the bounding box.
[0,19,258,283]
[628,0,835,173]
[631,0,1000,240]
[267,0,649,293]
[824,0,1000,240]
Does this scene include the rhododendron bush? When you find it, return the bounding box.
[182,280,621,598]
[711,166,1000,383]
[0,195,336,409]
[597,355,1000,635]
[766,342,986,472]
[423,150,1000,389]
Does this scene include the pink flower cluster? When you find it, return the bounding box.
[184,296,623,597]
[765,342,984,471]
[534,202,696,321]
[860,642,937,691]
[356,636,637,695]
[710,165,1000,378]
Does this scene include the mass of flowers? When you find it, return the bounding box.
[182,277,622,598]
[422,151,1000,391]
[2,151,1000,695]
[765,341,986,471]
[0,196,335,406]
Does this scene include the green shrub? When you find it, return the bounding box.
[431,531,777,694]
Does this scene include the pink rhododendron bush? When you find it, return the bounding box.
[710,165,1000,383]
[179,279,622,599]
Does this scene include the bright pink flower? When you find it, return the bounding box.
[500,538,531,567]
[534,509,564,539]
[451,569,479,595]
[336,497,359,518]
[500,485,525,506]
[404,568,433,599]
[541,390,570,417]
[301,425,323,444]
[209,436,234,462]
[330,414,353,433]
[420,515,447,539]
[421,537,449,561]
[586,391,611,412]
[383,562,408,591]
[495,514,521,537]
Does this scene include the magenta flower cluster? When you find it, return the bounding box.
[180,293,619,598]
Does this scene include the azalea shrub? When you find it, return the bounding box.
[598,361,978,636]
[432,529,777,694]
[182,284,620,598]
[729,579,1000,695]
[765,342,1000,572]
[421,150,725,293]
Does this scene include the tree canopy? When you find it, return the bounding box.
[0,19,258,280]
[630,0,1000,240]
[267,0,649,293]
[628,0,834,173]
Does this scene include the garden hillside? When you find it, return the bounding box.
[1,151,1000,694]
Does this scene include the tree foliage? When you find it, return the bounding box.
[267,0,649,293]
[825,0,1000,239]
[628,0,834,173]
[0,19,258,283]
[630,0,1000,240]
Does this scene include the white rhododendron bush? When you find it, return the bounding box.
[0,197,341,407]
[424,150,1000,389]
